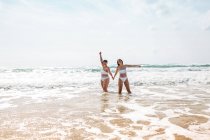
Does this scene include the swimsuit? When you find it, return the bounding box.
[101,69,109,81]
[119,66,127,82]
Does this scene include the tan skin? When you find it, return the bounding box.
[113,59,141,94]
[99,52,114,92]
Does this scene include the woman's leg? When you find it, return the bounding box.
[103,78,109,92]
[101,80,106,92]
[124,79,131,94]
[101,80,103,90]
[118,79,123,94]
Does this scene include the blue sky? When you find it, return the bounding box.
[0,0,210,67]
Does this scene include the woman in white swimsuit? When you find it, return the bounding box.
[99,52,114,92]
[113,59,141,94]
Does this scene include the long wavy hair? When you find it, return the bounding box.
[117,59,123,66]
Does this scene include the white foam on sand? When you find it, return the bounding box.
[121,103,157,122]
[204,104,210,113]
[86,127,101,135]
[17,122,27,131]
[103,91,210,140]
[0,67,210,139]
[0,102,17,110]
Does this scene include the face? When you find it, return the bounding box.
[117,59,123,65]
[103,61,107,66]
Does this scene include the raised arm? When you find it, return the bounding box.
[124,64,141,68]
[113,67,119,80]
[99,52,103,65]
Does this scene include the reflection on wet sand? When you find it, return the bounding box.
[169,115,208,129]
[100,93,110,112]
[100,93,132,113]
[0,86,210,139]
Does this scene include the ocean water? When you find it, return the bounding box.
[0,65,210,140]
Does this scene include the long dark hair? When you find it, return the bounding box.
[103,60,108,63]
[117,59,123,66]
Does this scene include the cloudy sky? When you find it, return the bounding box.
[0,0,210,67]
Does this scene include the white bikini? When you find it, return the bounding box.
[101,69,109,81]
[119,66,127,82]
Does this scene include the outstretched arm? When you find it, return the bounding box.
[113,67,119,80]
[99,52,103,65]
[108,67,114,80]
[125,64,141,68]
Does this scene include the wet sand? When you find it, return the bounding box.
[0,86,210,140]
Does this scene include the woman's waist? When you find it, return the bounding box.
[101,74,109,77]
[120,73,127,78]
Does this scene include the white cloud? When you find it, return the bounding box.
[205,26,210,31]
[148,25,158,31]
[200,10,210,31]
[0,0,210,67]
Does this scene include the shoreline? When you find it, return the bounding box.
[0,85,210,139]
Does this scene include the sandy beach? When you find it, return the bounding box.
[0,66,210,140]
[1,0,210,139]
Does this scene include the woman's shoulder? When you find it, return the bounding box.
[119,65,126,69]
[116,66,120,69]
[103,66,110,70]
[104,65,110,68]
